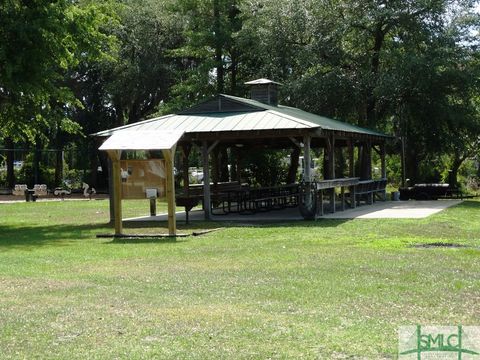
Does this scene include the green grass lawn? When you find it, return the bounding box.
[0,199,479,359]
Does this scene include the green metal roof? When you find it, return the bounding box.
[93,94,390,139]
[220,94,388,137]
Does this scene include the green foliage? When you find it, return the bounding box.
[0,0,116,142]
[2,0,480,188]
[241,149,289,187]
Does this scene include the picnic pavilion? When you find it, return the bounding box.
[95,79,391,236]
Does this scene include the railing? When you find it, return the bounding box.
[176,178,387,219]
[298,178,387,220]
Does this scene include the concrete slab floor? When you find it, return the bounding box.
[123,199,463,223]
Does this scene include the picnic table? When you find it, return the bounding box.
[12,184,48,202]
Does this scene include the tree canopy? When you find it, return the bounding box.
[1,0,479,188]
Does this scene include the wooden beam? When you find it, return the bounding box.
[107,150,122,235]
[328,134,336,179]
[372,144,381,156]
[208,140,219,154]
[348,139,355,178]
[107,158,115,222]
[181,144,191,195]
[202,140,211,220]
[380,142,386,179]
[289,137,302,148]
[401,136,406,187]
[367,141,372,179]
[329,135,335,212]
[303,135,311,181]
[162,147,177,236]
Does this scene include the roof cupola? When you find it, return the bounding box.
[245,78,282,106]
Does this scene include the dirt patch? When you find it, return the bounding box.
[411,242,473,249]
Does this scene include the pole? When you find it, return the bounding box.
[162,148,176,236]
[108,150,123,235]
[303,135,311,182]
[202,141,211,220]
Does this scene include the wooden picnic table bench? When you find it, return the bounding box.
[354,178,387,206]
[176,181,246,217]
[315,177,360,215]
[247,184,299,213]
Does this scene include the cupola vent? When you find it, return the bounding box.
[245,78,282,106]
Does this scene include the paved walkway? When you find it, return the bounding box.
[0,194,108,204]
[124,200,462,223]
[322,199,462,219]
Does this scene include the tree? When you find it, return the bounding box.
[0,0,114,186]
[237,0,480,184]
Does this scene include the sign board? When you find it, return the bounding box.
[145,188,157,199]
[120,159,166,199]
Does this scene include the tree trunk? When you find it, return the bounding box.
[230,48,237,95]
[335,147,345,178]
[54,149,64,186]
[5,137,15,188]
[365,26,386,128]
[219,147,229,182]
[32,141,42,186]
[323,148,330,179]
[359,143,372,180]
[405,148,419,185]
[286,147,300,184]
[97,151,110,190]
[89,149,98,188]
[212,147,220,184]
[449,154,465,189]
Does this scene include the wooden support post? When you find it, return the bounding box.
[303,135,311,182]
[107,158,115,222]
[351,184,356,209]
[202,140,211,220]
[380,142,387,200]
[212,147,219,185]
[401,136,406,188]
[348,139,355,178]
[341,186,345,211]
[331,188,336,213]
[367,141,373,203]
[149,198,157,216]
[380,143,386,179]
[319,189,324,217]
[236,148,242,183]
[327,134,336,213]
[348,139,356,208]
[162,147,177,236]
[330,135,336,179]
[366,141,372,180]
[107,150,122,235]
[182,144,191,195]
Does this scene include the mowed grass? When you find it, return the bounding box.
[0,199,479,359]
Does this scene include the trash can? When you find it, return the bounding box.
[24,189,36,202]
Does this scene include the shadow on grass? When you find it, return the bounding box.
[0,223,109,250]
[0,213,353,250]
[126,217,351,229]
[107,237,184,245]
